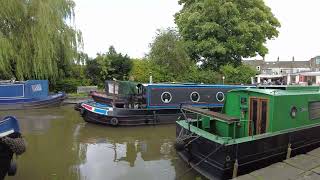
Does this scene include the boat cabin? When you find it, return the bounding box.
[181,87,320,140]
[135,83,252,109]
[0,80,49,99]
[104,80,252,109]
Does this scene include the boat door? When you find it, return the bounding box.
[249,98,268,135]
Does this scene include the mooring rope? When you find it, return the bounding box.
[176,143,225,180]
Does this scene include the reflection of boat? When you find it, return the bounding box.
[0,116,26,180]
[0,80,66,110]
[175,87,320,179]
[78,124,176,167]
[78,81,251,126]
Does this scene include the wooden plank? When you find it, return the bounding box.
[182,105,239,122]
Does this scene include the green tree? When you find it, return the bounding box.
[220,64,256,84]
[130,59,152,83]
[86,46,133,86]
[175,0,280,69]
[86,53,110,86]
[148,28,193,81]
[107,46,133,81]
[0,0,82,81]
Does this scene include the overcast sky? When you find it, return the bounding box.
[74,0,320,61]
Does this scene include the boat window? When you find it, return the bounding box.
[290,106,297,118]
[161,92,172,103]
[190,92,200,102]
[309,101,320,120]
[216,92,225,102]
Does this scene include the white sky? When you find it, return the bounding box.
[74,0,320,61]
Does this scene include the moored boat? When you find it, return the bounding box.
[0,80,66,110]
[175,87,320,179]
[0,116,26,180]
[78,82,252,126]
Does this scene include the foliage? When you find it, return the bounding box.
[86,46,133,87]
[85,54,110,87]
[184,66,221,84]
[107,46,133,80]
[130,59,152,82]
[130,57,221,84]
[175,0,281,69]
[220,64,257,84]
[148,28,193,80]
[53,78,91,93]
[0,0,82,81]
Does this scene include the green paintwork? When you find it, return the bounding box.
[177,86,320,145]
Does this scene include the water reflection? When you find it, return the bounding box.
[0,106,200,180]
[76,123,177,180]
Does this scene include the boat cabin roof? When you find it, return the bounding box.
[231,87,320,96]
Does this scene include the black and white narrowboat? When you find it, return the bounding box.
[78,81,252,126]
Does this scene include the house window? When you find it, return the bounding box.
[256,66,261,71]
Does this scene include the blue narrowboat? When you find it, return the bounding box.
[0,116,26,180]
[0,80,66,110]
[77,81,252,126]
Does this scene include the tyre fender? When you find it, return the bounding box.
[110,117,119,126]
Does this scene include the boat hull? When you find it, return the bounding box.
[176,123,320,180]
[0,142,13,180]
[0,93,66,110]
[82,108,192,126]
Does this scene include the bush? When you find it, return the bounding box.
[52,78,92,93]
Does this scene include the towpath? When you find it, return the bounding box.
[233,147,320,180]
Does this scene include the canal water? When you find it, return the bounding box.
[1,105,202,180]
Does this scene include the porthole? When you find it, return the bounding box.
[161,92,172,103]
[216,92,225,102]
[190,92,200,102]
[290,106,297,118]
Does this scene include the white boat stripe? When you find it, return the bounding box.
[0,129,14,138]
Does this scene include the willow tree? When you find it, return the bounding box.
[0,0,82,81]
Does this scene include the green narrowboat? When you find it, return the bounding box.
[175,87,320,179]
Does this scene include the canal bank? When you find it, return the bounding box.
[234,147,320,180]
[1,105,201,180]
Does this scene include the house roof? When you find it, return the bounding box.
[243,60,310,69]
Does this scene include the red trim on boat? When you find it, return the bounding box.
[82,104,93,111]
